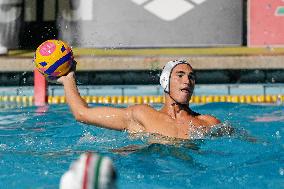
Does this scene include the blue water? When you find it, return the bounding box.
[0,102,283,189]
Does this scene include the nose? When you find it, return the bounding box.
[183,75,190,84]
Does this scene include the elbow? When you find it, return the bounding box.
[72,108,88,123]
[74,114,84,123]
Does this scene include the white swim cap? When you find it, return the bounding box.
[160,60,191,92]
[60,153,116,189]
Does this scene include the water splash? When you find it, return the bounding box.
[77,131,97,144]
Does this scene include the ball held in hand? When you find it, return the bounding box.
[34,39,74,81]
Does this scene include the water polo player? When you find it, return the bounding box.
[58,59,221,139]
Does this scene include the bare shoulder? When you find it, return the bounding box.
[126,104,158,116]
[197,114,221,126]
[124,104,163,131]
[126,104,165,123]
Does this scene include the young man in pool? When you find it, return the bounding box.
[58,60,221,139]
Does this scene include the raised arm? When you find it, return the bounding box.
[58,72,131,131]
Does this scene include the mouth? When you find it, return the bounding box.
[180,88,190,94]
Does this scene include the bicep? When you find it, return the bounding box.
[75,106,131,131]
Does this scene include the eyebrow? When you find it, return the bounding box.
[175,71,195,75]
[175,71,186,74]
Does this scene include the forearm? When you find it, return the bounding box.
[58,72,132,131]
[62,75,88,120]
[64,82,130,130]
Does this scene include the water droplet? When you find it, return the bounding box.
[276,95,282,105]
[0,144,7,150]
[137,174,144,179]
[275,130,281,139]
[271,77,275,83]
[279,168,284,175]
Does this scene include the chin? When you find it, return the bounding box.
[177,98,189,105]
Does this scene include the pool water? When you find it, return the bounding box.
[0,102,283,189]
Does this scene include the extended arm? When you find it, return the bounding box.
[58,72,131,131]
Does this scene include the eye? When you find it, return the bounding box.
[177,74,183,78]
[189,74,196,80]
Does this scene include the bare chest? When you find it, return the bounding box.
[171,116,211,138]
[128,112,210,139]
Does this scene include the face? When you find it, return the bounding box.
[169,64,195,104]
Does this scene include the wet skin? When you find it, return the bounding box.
[58,64,221,140]
[167,63,196,104]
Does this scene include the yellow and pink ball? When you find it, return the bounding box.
[34,39,74,80]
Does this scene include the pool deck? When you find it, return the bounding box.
[1,47,284,71]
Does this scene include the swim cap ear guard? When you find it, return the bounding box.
[160,60,191,93]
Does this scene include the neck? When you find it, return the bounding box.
[160,94,192,118]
